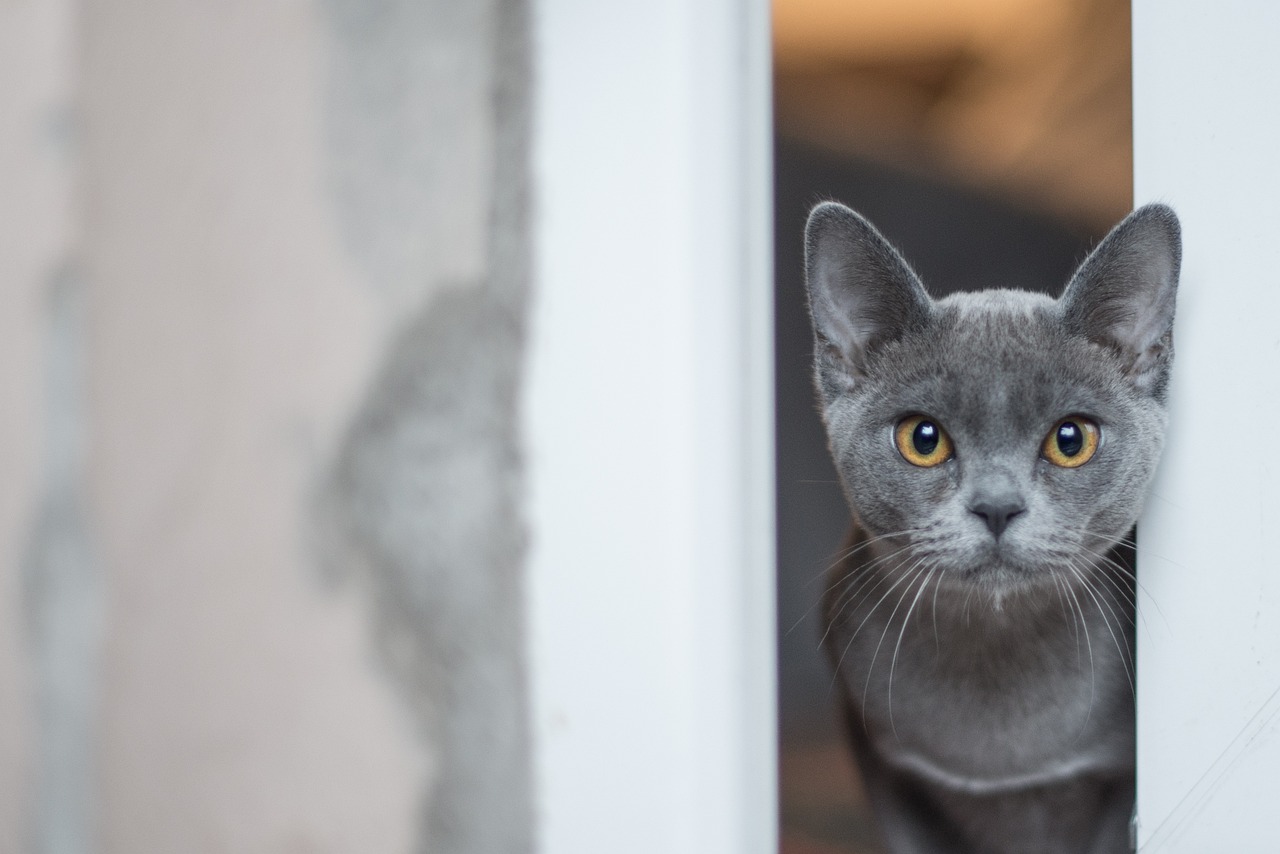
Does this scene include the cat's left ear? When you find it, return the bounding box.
[805,202,932,383]
[1060,203,1181,395]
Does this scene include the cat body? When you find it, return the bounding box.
[805,203,1181,853]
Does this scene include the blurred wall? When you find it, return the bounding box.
[0,1,532,852]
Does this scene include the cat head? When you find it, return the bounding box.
[805,202,1181,588]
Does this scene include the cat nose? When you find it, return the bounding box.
[968,499,1026,538]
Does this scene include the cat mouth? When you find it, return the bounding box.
[940,542,1065,588]
[954,558,1030,583]
[902,529,1079,591]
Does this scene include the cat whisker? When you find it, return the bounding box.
[1048,567,1079,651]
[1075,551,1152,642]
[962,579,977,627]
[829,554,929,701]
[1079,556,1138,615]
[889,562,938,739]
[1076,527,1173,591]
[1066,558,1135,698]
[828,553,923,695]
[804,527,924,589]
[815,541,921,647]
[1067,549,1138,624]
[930,566,947,655]
[861,559,932,734]
[1086,529,1138,549]
[1073,538,1164,636]
[1085,566,1137,672]
[827,538,920,603]
[791,534,921,640]
[808,531,925,619]
[1057,567,1096,729]
[1064,530,1142,583]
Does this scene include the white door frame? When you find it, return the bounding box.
[524,1,775,852]
[1134,1,1280,849]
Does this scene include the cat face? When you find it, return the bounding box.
[806,203,1181,590]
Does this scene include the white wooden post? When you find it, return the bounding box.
[525,1,775,852]
[1134,2,1280,849]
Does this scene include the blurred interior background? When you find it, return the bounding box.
[771,1,1133,851]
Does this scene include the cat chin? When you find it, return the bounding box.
[939,554,1073,598]
[930,537,1035,576]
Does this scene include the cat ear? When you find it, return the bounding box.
[804,202,931,384]
[1060,204,1181,394]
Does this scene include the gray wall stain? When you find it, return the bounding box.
[318,0,533,850]
[23,265,102,854]
[321,0,497,310]
[322,285,531,853]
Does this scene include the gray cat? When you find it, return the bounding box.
[804,202,1180,854]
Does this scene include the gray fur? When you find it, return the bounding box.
[805,202,1180,854]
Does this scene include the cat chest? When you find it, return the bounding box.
[834,624,1134,789]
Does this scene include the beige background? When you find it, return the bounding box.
[0,0,531,851]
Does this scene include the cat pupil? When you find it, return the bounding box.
[913,421,939,455]
[1057,422,1083,456]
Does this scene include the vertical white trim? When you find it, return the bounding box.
[1134,2,1280,849]
[525,1,775,852]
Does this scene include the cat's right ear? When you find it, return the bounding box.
[805,202,931,384]
[1059,203,1181,396]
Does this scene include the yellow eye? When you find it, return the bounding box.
[1042,417,1100,468]
[895,415,954,467]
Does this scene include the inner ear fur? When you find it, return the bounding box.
[804,202,932,379]
[1059,203,1181,392]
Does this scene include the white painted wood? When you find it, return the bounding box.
[525,1,775,852]
[1134,3,1280,849]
